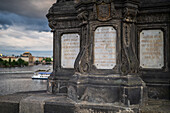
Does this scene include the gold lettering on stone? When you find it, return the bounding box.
[94,26,116,69]
[61,34,80,68]
[140,30,164,69]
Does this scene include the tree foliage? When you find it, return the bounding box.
[0,58,29,67]
[45,58,51,62]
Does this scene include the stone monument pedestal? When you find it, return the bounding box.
[68,73,147,106]
[45,0,170,112]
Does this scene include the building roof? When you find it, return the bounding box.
[22,52,32,56]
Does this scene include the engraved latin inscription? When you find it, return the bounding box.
[140,30,164,69]
[94,26,116,69]
[61,34,80,68]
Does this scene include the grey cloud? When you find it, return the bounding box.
[0,0,56,31]
[0,11,50,32]
[0,0,56,18]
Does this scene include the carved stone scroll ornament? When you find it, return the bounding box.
[74,47,90,73]
[77,11,89,25]
[121,49,130,75]
[49,20,57,31]
[123,7,138,22]
[74,25,90,73]
[121,23,139,74]
[123,25,130,47]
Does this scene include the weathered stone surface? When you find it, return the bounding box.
[0,91,46,113]
[0,91,169,113]
[0,102,19,113]
[20,96,45,113]
[19,92,57,113]
[68,74,147,106]
[0,91,170,113]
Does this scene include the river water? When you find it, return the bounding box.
[0,64,52,96]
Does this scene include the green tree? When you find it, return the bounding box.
[11,60,16,67]
[14,60,18,66]
[24,61,28,66]
[3,60,9,67]
[9,58,11,66]
[0,58,29,67]
[17,58,25,67]
[6,63,10,67]
[45,58,51,62]
[0,58,3,67]
[35,60,39,65]
[0,58,3,62]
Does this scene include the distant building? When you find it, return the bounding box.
[37,57,44,62]
[32,56,36,63]
[21,52,33,65]
[0,52,52,66]
[22,52,32,57]
[42,59,46,65]
[20,57,29,62]
[1,57,18,62]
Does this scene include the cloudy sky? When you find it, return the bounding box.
[0,0,56,57]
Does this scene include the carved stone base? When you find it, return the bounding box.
[142,72,170,100]
[68,73,147,106]
[47,76,70,95]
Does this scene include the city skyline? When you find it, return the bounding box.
[0,50,53,57]
[0,0,56,57]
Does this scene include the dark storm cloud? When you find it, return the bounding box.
[0,0,40,18]
[0,0,56,31]
[0,12,12,26]
[0,11,50,32]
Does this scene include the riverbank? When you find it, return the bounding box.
[0,64,52,73]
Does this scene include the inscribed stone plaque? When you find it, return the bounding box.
[61,34,80,68]
[94,26,116,69]
[140,30,164,69]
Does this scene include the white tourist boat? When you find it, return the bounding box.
[32,69,52,80]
